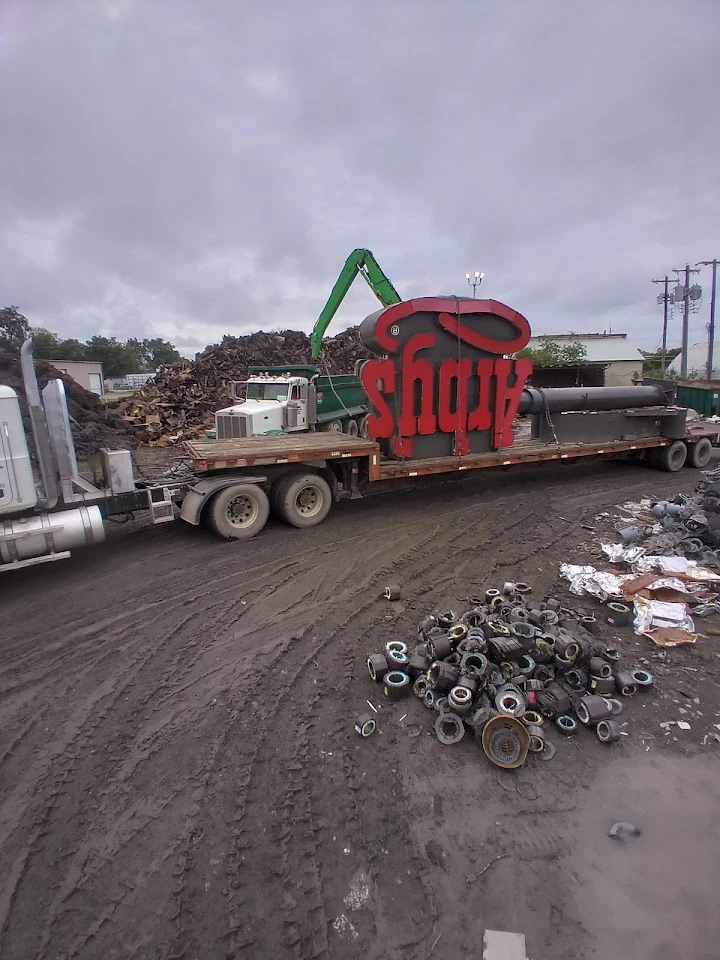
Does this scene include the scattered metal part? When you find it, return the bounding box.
[429,634,453,660]
[539,738,557,760]
[609,821,641,841]
[354,713,376,737]
[495,684,526,719]
[423,688,437,709]
[427,660,460,692]
[606,601,630,627]
[366,700,379,714]
[602,647,621,663]
[383,671,411,701]
[386,649,409,670]
[367,653,389,683]
[587,657,612,679]
[385,640,408,657]
[413,676,429,700]
[521,710,543,727]
[514,582,532,594]
[398,713,408,723]
[466,854,509,884]
[556,714,578,735]
[588,675,617,695]
[614,669,638,697]
[484,589,501,604]
[502,581,516,596]
[526,724,545,752]
[406,652,431,678]
[448,685,473,717]
[433,695,449,713]
[384,583,402,601]
[434,712,465,745]
[576,694,613,726]
[602,697,623,716]
[481,715,530,768]
[437,610,459,627]
[596,719,622,743]
[632,669,654,688]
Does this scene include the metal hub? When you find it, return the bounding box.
[226,495,258,528]
[296,486,322,517]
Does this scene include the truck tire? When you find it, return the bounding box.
[654,440,687,472]
[276,472,333,528]
[344,419,359,437]
[689,437,713,468]
[358,415,369,439]
[320,420,343,433]
[207,483,270,540]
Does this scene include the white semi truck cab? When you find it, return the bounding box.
[214,375,314,440]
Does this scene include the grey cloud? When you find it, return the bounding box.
[0,0,717,357]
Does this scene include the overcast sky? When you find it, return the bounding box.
[1,0,718,357]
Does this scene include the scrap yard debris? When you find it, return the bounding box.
[0,348,131,458]
[562,468,720,646]
[116,326,372,445]
[363,582,650,768]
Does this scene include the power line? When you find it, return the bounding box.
[696,259,718,380]
[652,275,674,374]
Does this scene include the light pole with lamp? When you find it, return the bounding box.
[465,271,484,298]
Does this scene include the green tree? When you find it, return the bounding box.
[141,337,183,369]
[30,327,62,359]
[0,306,31,352]
[516,337,587,367]
[84,336,143,377]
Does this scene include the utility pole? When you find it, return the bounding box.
[696,259,718,380]
[672,263,700,379]
[465,271,484,298]
[652,276,673,373]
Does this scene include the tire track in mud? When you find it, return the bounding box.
[0,464,696,959]
[215,486,552,958]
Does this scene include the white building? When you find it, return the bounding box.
[526,333,644,386]
[49,359,104,395]
[667,342,720,381]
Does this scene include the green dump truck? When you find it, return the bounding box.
[214,365,370,439]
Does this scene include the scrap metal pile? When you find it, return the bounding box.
[564,470,720,646]
[360,583,651,768]
[116,327,371,445]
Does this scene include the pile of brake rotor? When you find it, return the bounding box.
[364,582,653,768]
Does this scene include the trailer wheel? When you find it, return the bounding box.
[689,437,713,469]
[344,418,359,437]
[276,473,332,528]
[207,484,270,539]
[655,440,687,472]
[358,415,369,439]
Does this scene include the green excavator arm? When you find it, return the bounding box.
[310,248,401,360]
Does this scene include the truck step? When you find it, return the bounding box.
[147,487,175,524]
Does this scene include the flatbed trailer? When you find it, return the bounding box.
[176,419,720,540]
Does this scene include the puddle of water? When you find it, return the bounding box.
[571,752,720,960]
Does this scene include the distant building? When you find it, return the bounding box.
[667,342,720,381]
[526,333,644,387]
[49,359,104,395]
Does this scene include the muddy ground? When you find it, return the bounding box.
[2,460,720,960]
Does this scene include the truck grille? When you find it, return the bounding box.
[216,413,248,440]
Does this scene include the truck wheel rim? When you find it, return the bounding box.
[227,495,258,527]
[296,485,323,517]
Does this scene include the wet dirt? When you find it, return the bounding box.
[1,459,719,960]
[572,753,720,960]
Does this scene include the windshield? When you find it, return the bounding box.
[246,381,289,401]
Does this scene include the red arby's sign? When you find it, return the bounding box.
[358,297,533,460]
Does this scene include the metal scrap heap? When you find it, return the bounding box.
[362,584,650,766]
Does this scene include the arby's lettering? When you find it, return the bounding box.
[358,297,533,460]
